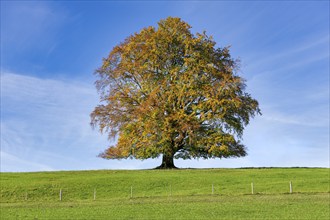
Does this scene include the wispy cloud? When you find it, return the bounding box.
[1,72,106,171]
[0,151,55,172]
[243,114,329,168]
[237,31,329,168]
[1,1,67,52]
[244,33,329,75]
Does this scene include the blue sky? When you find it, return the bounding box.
[1,1,329,172]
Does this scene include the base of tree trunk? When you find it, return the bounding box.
[154,153,178,169]
[154,164,178,169]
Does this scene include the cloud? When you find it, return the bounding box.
[0,151,54,172]
[1,1,67,52]
[244,34,329,76]
[242,115,329,168]
[1,72,108,171]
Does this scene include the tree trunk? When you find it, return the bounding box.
[155,153,177,169]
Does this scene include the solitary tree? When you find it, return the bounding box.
[91,17,260,169]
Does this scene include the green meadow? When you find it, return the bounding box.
[1,168,329,219]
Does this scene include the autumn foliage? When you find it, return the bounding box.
[91,17,260,169]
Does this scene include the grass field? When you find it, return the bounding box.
[1,168,329,219]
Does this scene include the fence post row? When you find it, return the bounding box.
[17,180,298,202]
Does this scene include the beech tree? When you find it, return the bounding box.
[91,17,260,169]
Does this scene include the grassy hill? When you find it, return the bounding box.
[1,168,329,219]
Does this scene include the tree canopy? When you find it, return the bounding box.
[91,17,260,169]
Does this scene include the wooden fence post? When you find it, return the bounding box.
[131,186,133,198]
